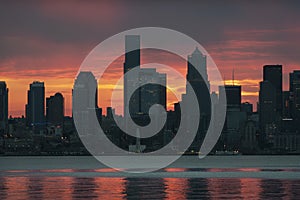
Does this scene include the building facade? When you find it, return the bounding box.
[25,81,45,126]
[46,93,64,126]
[0,81,8,135]
[290,70,300,125]
[124,35,141,118]
[259,65,283,146]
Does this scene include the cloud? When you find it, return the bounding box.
[1,1,300,116]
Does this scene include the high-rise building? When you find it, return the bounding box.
[183,47,211,151]
[259,65,283,145]
[241,102,253,115]
[290,70,300,122]
[218,84,246,151]
[122,35,168,151]
[186,47,211,116]
[0,81,8,135]
[124,35,141,117]
[72,71,99,139]
[139,68,166,113]
[263,65,282,115]
[46,93,64,126]
[259,80,278,144]
[282,91,292,119]
[219,85,242,111]
[25,81,45,126]
[73,71,98,110]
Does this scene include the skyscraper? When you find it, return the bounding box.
[218,84,246,151]
[184,47,211,151]
[46,93,64,126]
[26,81,45,126]
[290,70,300,123]
[122,35,167,151]
[219,85,242,111]
[259,65,283,145]
[263,65,282,115]
[124,35,141,117]
[123,35,167,121]
[139,68,166,113]
[259,81,277,130]
[73,71,98,110]
[0,81,8,135]
[282,91,291,119]
[124,35,140,73]
[241,102,253,115]
[72,71,99,139]
[186,47,210,116]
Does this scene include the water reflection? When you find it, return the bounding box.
[125,178,166,199]
[72,177,97,199]
[1,169,300,199]
[163,168,188,199]
[42,177,73,199]
[94,177,126,199]
[260,179,300,199]
[240,178,262,199]
[207,178,242,199]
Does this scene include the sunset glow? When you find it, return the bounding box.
[1,2,299,117]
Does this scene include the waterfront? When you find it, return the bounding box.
[0,156,300,199]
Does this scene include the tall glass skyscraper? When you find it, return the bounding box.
[263,65,283,115]
[290,70,300,122]
[25,81,45,126]
[0,81,8,135]
[124,35,141,117]
[185,47,211,151]
[259,65,283,144]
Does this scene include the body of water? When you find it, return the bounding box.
[0,156,299,199]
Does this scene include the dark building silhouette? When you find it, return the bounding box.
[290,70,300,123]
[73,71,98,110]
[218,85,245,151]
[241,102,253,115]
[72,71,101,151]
[46,93,64,126]
[259,81,279,146]
[263,65,283,115]
[174,102,181,130]
[183,47,211,151]
[124,35,141,118]
[219,85,242,111]
[97,107,103,125]
[73,72,103,137]
[282,91,292,119]
[106,107,115,119]
[139,68,166,113]
[25,81,45,126]
[0,81,8,135]
[186,47,211,116]
[259,65,283,146]
[240,119,259,154]
[122,35,168,151]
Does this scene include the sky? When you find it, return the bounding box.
[1,0,300,117]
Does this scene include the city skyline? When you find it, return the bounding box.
[2,33,299,154]
[1,2,300,199]
[1,59,299,117]
[1,1,300,116]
